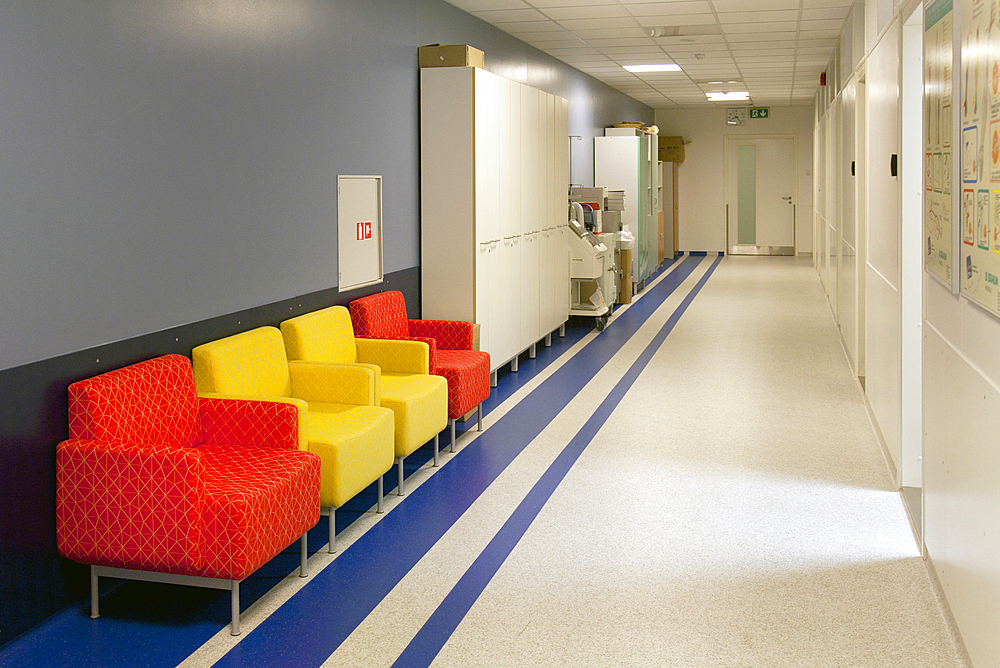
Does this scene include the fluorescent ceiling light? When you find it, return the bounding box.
[623,64,682,73]
[706,91,750,101]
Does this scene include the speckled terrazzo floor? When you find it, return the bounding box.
[179,255,969,668]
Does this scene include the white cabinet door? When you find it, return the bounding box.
[520,87,539,236]
[474,70,500,247]
[540,228,553,333]
[500,235,520,363]
[509,82,522,241]
[557,226,570,322]
[520,231,540,348]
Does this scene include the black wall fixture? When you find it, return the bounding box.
[890,153,898,177]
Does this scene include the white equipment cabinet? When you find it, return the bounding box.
[594,128,659,288]
[421,66,570,373]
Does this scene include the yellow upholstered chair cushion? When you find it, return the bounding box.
[281,306,358,365]
[193,327,292,398]
[306,403,394,507]
[192,326,394,509]
[356,338,430,375]
[380,374,447,457]
[288,360,381,407]
[281,306,447,458]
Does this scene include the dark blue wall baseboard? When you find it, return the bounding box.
[0,268,418,649]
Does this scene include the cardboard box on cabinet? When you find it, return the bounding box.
[419,44,485,69]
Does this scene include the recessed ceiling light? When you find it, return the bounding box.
[623,64,682,73]
[706,91,750,101]
[708,81,723,84]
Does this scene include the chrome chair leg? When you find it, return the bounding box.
[90,566,99,619]
[377,476,384,513]
[397,456,405,496]
[230,581,240,636]
[328,508,336,554]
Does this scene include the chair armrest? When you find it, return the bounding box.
[356,338,430,375]
[288,361,381,407]
[409,319,474,350]
[360,334,437,373]
[198,396,300,451]
[198,392,308,451]
[56,438,205,571]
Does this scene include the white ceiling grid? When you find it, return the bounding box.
[444,0,853,107]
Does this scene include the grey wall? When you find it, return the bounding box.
[0,0,652,648]
[0,0,651,373]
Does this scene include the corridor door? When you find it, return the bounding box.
[726,137,797,255]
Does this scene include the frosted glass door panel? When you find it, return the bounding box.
[737,145,757,244]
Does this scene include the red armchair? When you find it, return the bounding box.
[56,354,320,635]
[349,291,490,449]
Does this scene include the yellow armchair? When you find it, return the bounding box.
[192,326,394,553]
[281,306,448,496]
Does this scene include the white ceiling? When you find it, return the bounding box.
[444,0,853,108]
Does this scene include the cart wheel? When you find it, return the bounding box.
[596,314,608,331]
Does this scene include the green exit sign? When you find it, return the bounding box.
[750,108,769,118]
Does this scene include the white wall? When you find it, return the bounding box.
[653,107,814,254]
[865,19,902,475]
[813,0,1000,663]
[924,283,1000,668]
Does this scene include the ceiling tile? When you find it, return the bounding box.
[633,14,717,26]
[571,27,651,38]
[623,1,713,15]
[541,5,631,19]
[472,7,547,21]
[712,0,798,10]
[801,6,850,20]
[497,20,566,33]
[530,0,617,5]
[446,0,531,10]
[716,10,799,22]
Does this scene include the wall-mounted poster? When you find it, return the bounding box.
[926,0,955,286]
[962,0,1000,314]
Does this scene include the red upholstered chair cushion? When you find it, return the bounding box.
[68,353,202,449]
[197,443,320,580]
[409,319,474,351]
[436,349,491,419]
[56,354,320,580]
[56,438,207,572]
[349,291,410,339]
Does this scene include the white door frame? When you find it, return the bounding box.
[723,133,800,255]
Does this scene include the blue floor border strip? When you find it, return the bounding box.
[0,254,697,668]
[211,255,706,668]
[392,253,724,667]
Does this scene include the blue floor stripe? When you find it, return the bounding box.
[0,255,696,668]
[0,330,594,668]
[211,255,705,668]
[392,253,723,667]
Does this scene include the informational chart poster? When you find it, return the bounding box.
[961,0,1000,314]
[926,0,955,285]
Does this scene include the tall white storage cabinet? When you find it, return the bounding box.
[421,66,570,373]
[595,129,659,286]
